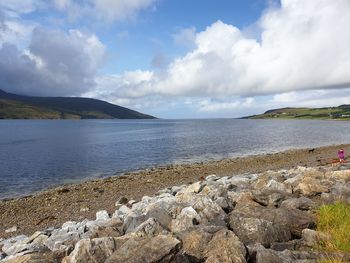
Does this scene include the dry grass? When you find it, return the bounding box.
[317,202,350,262]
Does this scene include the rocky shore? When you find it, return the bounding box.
[1,143,349,241]
[1,163,350,262]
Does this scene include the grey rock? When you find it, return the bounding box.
[170,207,201,233]
[62,237,118,263]
[251,189,290,207]
[204,229,246,263]
[176,226,215,261]
[270,240,300,251]
[145,203,173,229]
[192,195,227,226]
[229,213,291,247]
[122,213,147,234]
[105,234,181,263]
[265,179,292,193]
[44,229,81,251]
[256,248,284,263]
[233,204,315,237]
[280,197,317,210]
[133,218,167,237]
[2,251,65,263]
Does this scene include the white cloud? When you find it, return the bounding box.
[0,19,37,47]
[172,27,196,48]
[0,27,105,96]
[103,0,350,104]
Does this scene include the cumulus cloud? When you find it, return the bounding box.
[0,27,105,96]
[100,0,350,106]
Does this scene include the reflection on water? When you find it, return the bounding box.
[0,119,350,199]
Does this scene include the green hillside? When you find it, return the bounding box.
[244,105,350,120]
[0,89,155,119]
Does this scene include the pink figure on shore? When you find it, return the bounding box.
[338,149,345,163]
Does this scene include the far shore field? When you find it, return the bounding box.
[1,143,350,239]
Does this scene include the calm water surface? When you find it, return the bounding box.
[1,119,350,199]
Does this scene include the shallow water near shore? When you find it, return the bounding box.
[1,119,350,199]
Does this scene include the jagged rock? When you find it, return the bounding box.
[233,204,315,237]
[214,196,232,213]
[145,203,173,229]
[251,189,290,207]
[256,247,284,263]
[294,177,329,196]
[0,233,51,257]
[2,251,65,263]
[280,197,317,210]
[83,225,122,239]
[270,240,300,251]
[44,229,81,251]
[105,235,181,263]
[26,231,49,245]
[229,213,291,247]
[170,207,201,233]
[330,182,350,201]
[122,213,147,234]
[132,218,167,237]
[203,229,246,263]
[176,226,217,261]
[181,182,202,194]
[62,237,118,263]
[1,235,28,255]
[265,179,292,193]
[192,196,227,226]
[113,204,132,219]
[230,191,261,208]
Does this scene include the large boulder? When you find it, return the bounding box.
[251,189,291,208]
[176,226,222,262]
[105,234,181,263]
[232,204,315,237]
[294,177,329,196]
[203,229,246,263]
[62,237,118,263]
[170,207,201,233]
[280,197,317,211]
[1,251,65,263]
[192,196,227,226]
[229,214,291,247]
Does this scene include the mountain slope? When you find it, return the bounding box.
[243,105,350,120]
[0,89,156,119]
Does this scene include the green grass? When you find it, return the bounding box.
[248,106,350,120]
[316,202,350,262]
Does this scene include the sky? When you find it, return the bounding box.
[0,0,350,119]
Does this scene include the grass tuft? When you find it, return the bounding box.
[316,202,350,262]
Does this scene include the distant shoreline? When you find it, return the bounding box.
[1,142,350,239]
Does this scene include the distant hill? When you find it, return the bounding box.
[243,105,350,120]
[0,89,156,119]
